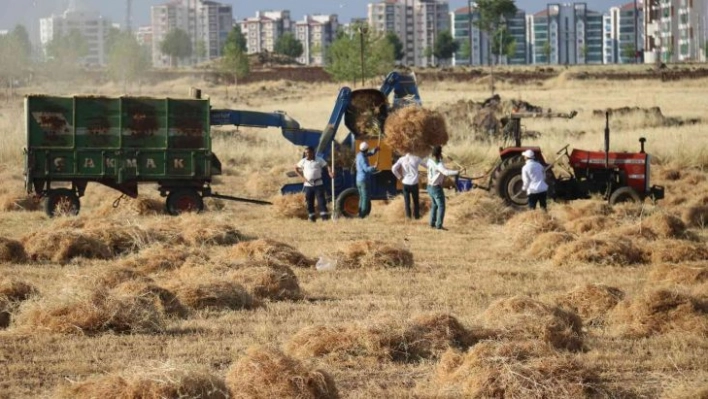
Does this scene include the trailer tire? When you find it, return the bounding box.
[492,156,528,208]
[336,188,360,218]
[609,186,641,205]
[43,188,80,217]
[166,189,204,216]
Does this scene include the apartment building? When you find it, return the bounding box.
[645,0,707,63]
[39,4,112,65]
[451,6,527,65]
[603,11,617,63]
[151,0,232,68]
[367,0,450,67]
[604,2,644,64]
[239,11,293,54]
[294,14,339,66]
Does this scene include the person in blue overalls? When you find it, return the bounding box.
[355,142,379,218]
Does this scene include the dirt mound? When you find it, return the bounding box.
[504,210,563,246]
[648,263,708,285]
[524,231,574,259]
[447,191,515,226]
[384,107,449,156]
[608,289,708,337]
[271,193,309,220]
[166,279,256,311]
[649,240,708,264]
[552,236,646,267]
[55,366,228,399]
[553,284,625,325]
[480,296,584,351]
[382,195,431,222]
[229,239,315,268]
[22,230,112,264]
[226,347,339,399]
[0,278,39,302]
[334,240,414,269]
[0,194,40,212]
[435,340,600,399]
[0,237,28,263]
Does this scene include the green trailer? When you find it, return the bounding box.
[24,94,271,216]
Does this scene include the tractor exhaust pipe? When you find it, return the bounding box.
[639,137,646,154]
[604,112,610,169]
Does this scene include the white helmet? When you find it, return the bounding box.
[522,149,535,159]
[359,142,369,151]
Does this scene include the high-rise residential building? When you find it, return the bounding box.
[645,0,707,63]
[150,0,233,68]
[294,14,339,66]
[604,3,644,64]
[136,26,153,48]
[367,0,450,67]
[527,3,603,65]
[239,10,293,54]
[39,3,112,66]
[603,11,617,63]
[451,6,527,66]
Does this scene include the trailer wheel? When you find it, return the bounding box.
[336,188,360,218]
[609,186,641,205]
[166,189,204,216]
[43,188,80,217]
[492,156,527,208]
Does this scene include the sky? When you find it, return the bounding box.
[0,0,626,40]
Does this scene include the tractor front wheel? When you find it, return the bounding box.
[492,156,527,208]
[166,189,204,216]
[336,188,360,218]
[43,188,80,217]
[609,187,641,205]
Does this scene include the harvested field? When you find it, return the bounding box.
[649,239,708,264]
[119,245,205,274]
[382,195,431,222]
[0,278,38,302]
[524,231,574,259]
[0,194,40,212]
[552,236,646,267]
[553,284,625,325]
[166,279,256,311]
[504,210,563,246]
[648,263,708,285]
[447,190,515,226]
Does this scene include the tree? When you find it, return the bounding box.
[160,28,192,67]
[490,26,515,61]
[621,43,635,63]
[0,34,30,91]
[108,31,150,89]
[385,31,404,61]
[10,25,32,57]
[221,32,250,86]
[505,38,517,61]
[195,40,208,61]
[423,46,433,66]
[457,39,471,64]
[46,29,89,65]
[433,30,459,65]
[105,26,122,54]
[474,0,518,93]
[580,44,589,63]
[542,41,552,64]
[224,26,247,54]
[325,26,394,84]
[274,32,304,59]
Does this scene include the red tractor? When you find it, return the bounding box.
[479,112,665,207]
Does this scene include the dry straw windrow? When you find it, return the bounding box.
[225,347,339,399]
[0,194,40,212]
[229,238,315,268]
[22,230,113,264]
[165,278,256,311]
[447,191,516,226]
[384,107,449,156]
[552,284,625,325]
[271,193,309,220]
[552,236,647,267]
[524,231,575,259]
[119,244,207,274]
[648,263,708,286]
[382,195,432,223]
[504,210,563,246]
[0,237,28,263]
[648,239,708,264]
[0,278,39,302]
[334,240,414,269]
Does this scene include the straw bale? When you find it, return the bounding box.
[22,230,112,264]
[435,340,601,399]
[335,240,414,269]
[553,200,613,222]
[480,296,584,351]
[285,325,370,360]
[504,210,563,246]
[346,89,388,136]
[271,193,309,220]
[608,289,708,337]
[0,194,40,212]
[0,237,28,263]
[552,236,646,267]
[15,287,166,334]
[226,347,339,399]
[447,191,515,226]
[384,107,449,156]
[55,366,229,399]
[682,205,708,228]
[229,239,315,268]
[381,195,431,223]
[225,262,303,301]
[166,279,256,311]
[524,232,574,259]
[120,245,205,274]
[648,263,708,286]
[0,278,39,302]
[112,280,188,318]
[649,239,708,264]
[400,313,481,361]
[563,215,613,235]
[553,284,624,324]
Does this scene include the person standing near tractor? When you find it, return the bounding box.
[356,142,379,218]
[521,149,549,211]
[392,152,423,219]
[295,146,334,222]
[425,146,459,230]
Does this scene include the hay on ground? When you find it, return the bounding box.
[524,231,574,259]
[166,279,256,311]
[55,365,229,399]
[0,278,39,302]
[177,216,244,246]
[0,237,28,263]
[648,263,708,285]
[384,107,449,156]
[682,205,708,228]
[229,238,315,268]
[504,210,563,246]
[93,196,166,217]
[120,245,205,274]
[553,200,613,222]
[0,298,10,328]
[225,262,303,301]
[435,340,601,399]
[22,230,112,264]
[649,240,708,264]
[93,267,154,289]
[660,378,708,399]
[641,212,688,239]
[552,236,646,267]
[271,193,309,220]
[400,313,483,361]
[480,296,584,351]
[245,170,284,198]
[563,215,613,235]
[0,194,40,212]
[382,195,431,223]
[84,222,157,255]
[226,347,339,399]
[111,280,188,318]
[553,284,625,325]
[334,240,414,269]
[447,191,515,226]
[608,289,708,337]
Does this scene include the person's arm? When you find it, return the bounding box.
[435,162,458,177]
[521,166,530,192]
[294,160,308,184]
[392,159,403,180]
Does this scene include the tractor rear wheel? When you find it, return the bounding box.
[336,188,360,218]
[492,156,527,208]
[609,187,641,205]
[43,188,80,217]
[166,189,204,216]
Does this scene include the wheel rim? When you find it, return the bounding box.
[507,175,527,206]
[175,195,198,212]
[615,193,636,204]
[51,195,77,215]
[343,195,359,216]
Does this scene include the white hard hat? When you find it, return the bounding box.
[359,142,369,151]
[522,149,535,159]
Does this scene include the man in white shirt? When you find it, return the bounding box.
[392,153,423,219]
[424,146,459,230]
[295,147,334,222]
[521,149,549,211]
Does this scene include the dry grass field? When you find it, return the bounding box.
[0,67,707,398]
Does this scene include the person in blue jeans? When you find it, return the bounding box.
[295,146,334,222]
[355,142,378,218]
[424,146,459,230]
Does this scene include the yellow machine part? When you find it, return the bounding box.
[354,137,393,171]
